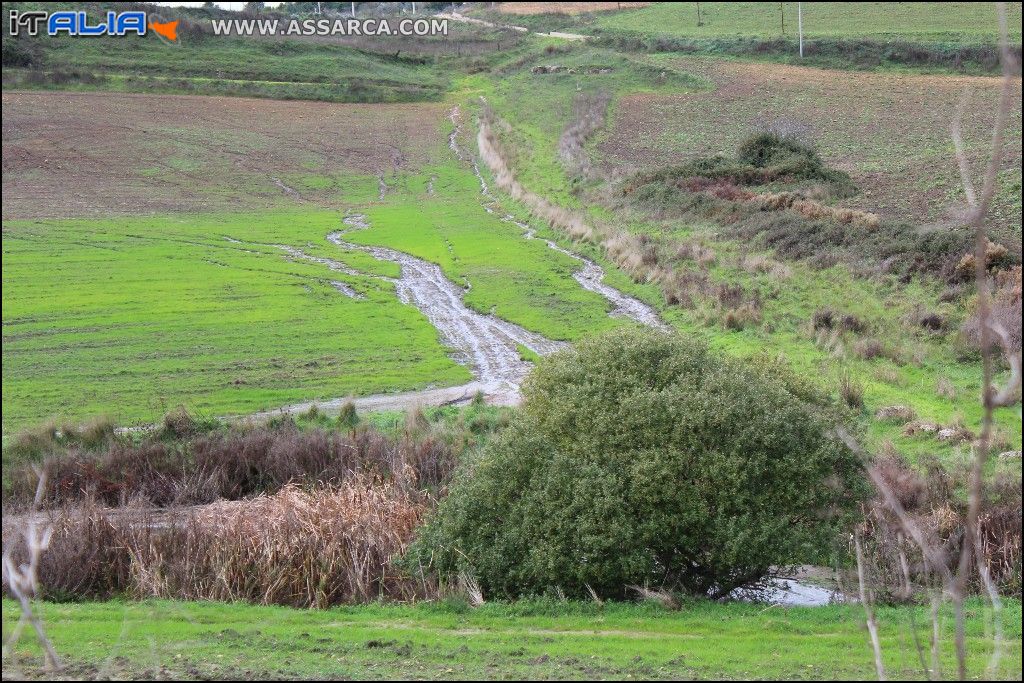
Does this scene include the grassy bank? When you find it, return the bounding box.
[473,2,1023,74]
[3,597,1021,679]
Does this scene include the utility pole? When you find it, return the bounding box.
[351,2,356,18]
[797,2,804,57]
[696,2,702,27]
[780,2,784,35]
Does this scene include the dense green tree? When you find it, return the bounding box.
[410,329,867,599]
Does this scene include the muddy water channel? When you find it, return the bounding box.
[328,214,566,387]
[452,106,668,332]
[272,109,666,407]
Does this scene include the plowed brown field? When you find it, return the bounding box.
[2,91,446,219]
[598,58,1022,247]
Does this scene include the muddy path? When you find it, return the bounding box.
[436,11,591,41]
[449,106,668,331]
[259,211,566,415]
[327,214,566,388]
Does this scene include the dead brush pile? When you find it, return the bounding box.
[5,422,458,508]
[859,454,1022,599]
[751,191,881,229]
[3,482,429,606]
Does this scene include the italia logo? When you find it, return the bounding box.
[8,10,179,43]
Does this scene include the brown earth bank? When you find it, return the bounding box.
[1,91,447,220]
[598,58,1023,251]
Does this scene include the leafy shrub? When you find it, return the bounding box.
[410,329,867,599]
[629,134,854,196]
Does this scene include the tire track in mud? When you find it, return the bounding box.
[449,106,668,331]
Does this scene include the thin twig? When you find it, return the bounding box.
[855,533,887,681]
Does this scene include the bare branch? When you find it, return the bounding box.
[855,533,887,681]
[1,469,61,671]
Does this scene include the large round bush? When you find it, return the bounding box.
[411,329,867,599]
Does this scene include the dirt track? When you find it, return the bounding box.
[438,11,591,41]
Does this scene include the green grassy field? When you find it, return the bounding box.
[1,209,462,431]
[4,597,1021,680]
[593,2,1023,43]
[3,36,1020,461]
[1,152,637,431]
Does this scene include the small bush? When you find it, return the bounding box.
[337,399,359,430]
[1,36,41,67]
[961,265,1022,365]
[722,302,762,330]
[812,308,836,331]
[409,329,866,600]
[839,370,865,409]
[852,337,901,363]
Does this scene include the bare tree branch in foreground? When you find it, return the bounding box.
[2,468,61,672]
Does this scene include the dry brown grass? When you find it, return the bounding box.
[559,91,612,180]
[7,422,458,509]
[859,455,1022,599]
[739,253,792,279]
[752,191,881,229]
[3,482,430,606]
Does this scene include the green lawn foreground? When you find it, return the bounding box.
[2,598,1021,680]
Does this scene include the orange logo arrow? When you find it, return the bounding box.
[149,19,179,42]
